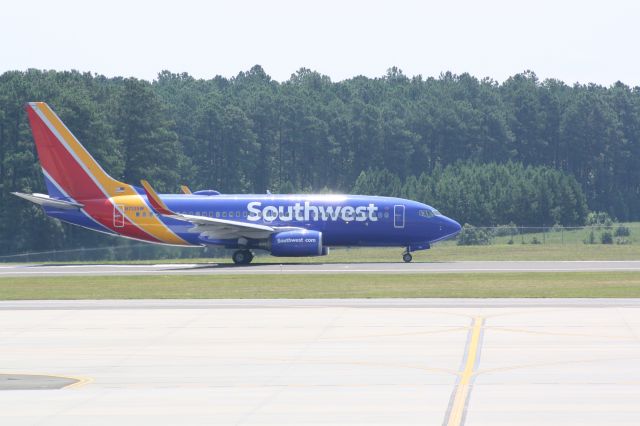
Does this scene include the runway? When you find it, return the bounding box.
[3,260,640,276]
[2,299,640,425]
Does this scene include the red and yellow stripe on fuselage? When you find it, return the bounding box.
[27,102,189,246]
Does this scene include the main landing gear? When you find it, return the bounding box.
[232,249,254,265]
[402,249,413,263]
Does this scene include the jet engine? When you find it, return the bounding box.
[270,230,328,257]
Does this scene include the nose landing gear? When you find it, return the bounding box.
[402,250,413,263]
[232,249,254,265]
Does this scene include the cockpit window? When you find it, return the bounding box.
[433,209,442,216]
[419,209,434,218]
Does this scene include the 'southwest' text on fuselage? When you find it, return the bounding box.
[247,201,378,222]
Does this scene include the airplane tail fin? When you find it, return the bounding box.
[25,102,129,201]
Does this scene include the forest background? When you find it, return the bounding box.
[1,66,638,256]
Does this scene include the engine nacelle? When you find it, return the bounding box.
[270,230,327,257]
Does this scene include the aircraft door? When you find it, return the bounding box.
[394,205,405,228]
[113,205,125,228]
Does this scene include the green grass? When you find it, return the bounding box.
[426,244,640,261]
[11,242,640,265]
[1,272,640,299]
[491,224,637,245]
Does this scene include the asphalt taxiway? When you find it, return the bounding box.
[2,299,640,425]
[2,260,640,276]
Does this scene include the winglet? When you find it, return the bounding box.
[180,185,192,195]
[140,180,174,215]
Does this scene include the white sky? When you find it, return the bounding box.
[2,0,639,86]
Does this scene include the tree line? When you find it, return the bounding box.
[0,67,638,254]
[353,163,588,226]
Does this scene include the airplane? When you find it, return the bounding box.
[12,102,461,264]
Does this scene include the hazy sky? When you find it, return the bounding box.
[3,0,639,86]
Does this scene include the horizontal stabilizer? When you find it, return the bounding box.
[12,192,84,210]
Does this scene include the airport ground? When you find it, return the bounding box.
[2,299,640,425]
[2,247,640,424]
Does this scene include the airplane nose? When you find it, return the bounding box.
[442,217,462,237]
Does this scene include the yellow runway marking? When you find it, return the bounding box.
[319,326,471,341]
[62,375,93,389]
[477,355,640,376]
[445,316,484,426]
[485,326,634,340]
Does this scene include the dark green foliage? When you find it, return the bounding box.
[457,224,493,246]
[494,223,518,237]
[116,78,181,192]
[1,67,640,256]
[615,225,631,237]
[601,232,613,244]
[586,211,614,229]
[353,169,402,197]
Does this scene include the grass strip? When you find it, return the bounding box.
[13,243,640,265]
[1,272,640,299]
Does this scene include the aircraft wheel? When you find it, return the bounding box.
[232,249,253,265]
[402,253,413,263]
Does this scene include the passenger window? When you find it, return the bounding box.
[243,211,248,217]
[222,212,227,217]
[216,212,220,218]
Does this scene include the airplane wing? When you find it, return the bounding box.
[176,213,276,239]
[140,180,295,240]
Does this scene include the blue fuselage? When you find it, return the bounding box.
[45,193,461,251]
[157,194,461,248]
